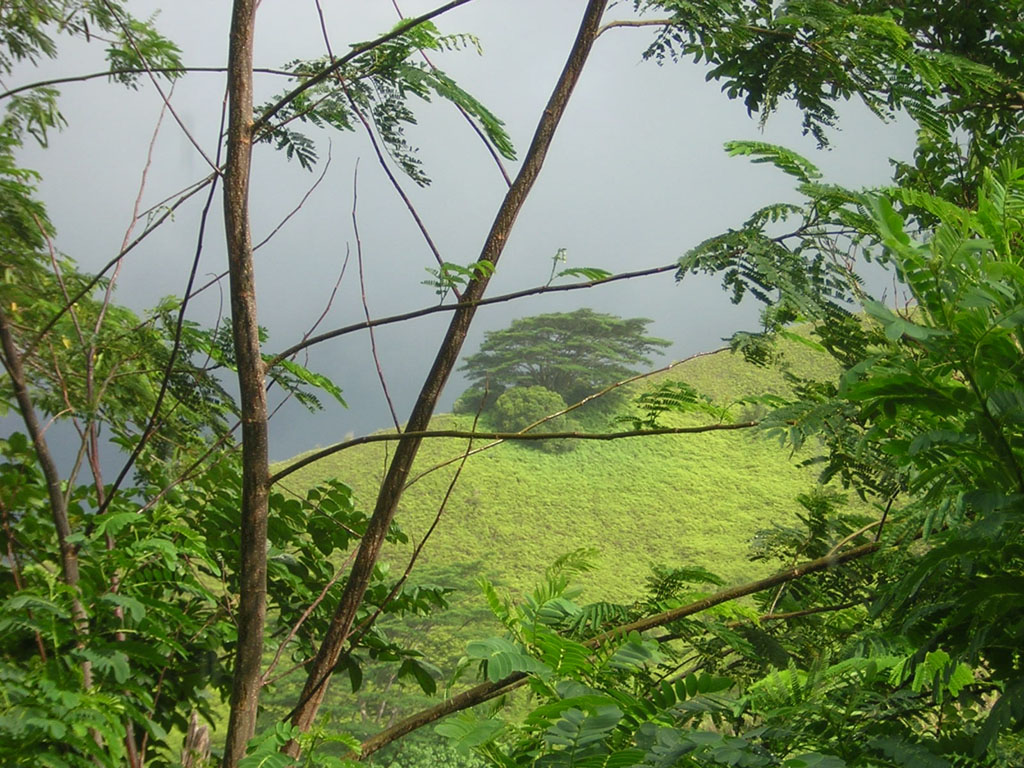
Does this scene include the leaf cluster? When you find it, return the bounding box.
[255,20,514,178]
[460,309,671,408]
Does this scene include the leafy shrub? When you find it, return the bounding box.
[452,385,502,415]
[492,386,576,453]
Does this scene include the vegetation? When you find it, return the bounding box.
[278,337,839,599]
[459,309,670,408]
[3,1,1024,768]
[428,153,1024,768]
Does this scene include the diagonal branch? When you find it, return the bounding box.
[283,0,611,750]
[358,541,880,759]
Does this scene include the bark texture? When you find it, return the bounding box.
[222,1,271,765]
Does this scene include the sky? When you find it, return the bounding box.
[10,1,917,462]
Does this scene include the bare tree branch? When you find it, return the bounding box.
[353,164,402,430]
[95,124,225,518]
[344,79,451,280]
[270,422,755,487]
[596,18,675,38]
[266,263,677,368]
[100,0,221,174]
[25,175,214,359]
[0,66,296,101]
[252,146,333,252]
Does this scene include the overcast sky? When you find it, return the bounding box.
[11,1,916,462]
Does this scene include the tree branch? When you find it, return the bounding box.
[0,66,296,101]
[269,422,756,487]
[358,541,880,759]
[265,263,677,369]
[596,18,674,38]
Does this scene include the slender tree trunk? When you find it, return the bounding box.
[0,306,92,683]
[222,2,271,766]
[285,0,609,752]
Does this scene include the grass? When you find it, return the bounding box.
[273,335,845,603]
[247,335,857,755]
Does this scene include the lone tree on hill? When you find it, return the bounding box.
[459,308,670,406]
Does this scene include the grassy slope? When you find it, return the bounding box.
[248,339,851,757]
[275,339,842,603]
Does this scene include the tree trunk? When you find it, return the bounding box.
[221,1,271,766]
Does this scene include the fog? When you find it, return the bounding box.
[10,1,916,461]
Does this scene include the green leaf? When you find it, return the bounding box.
[725,141,822,183]
[466,637,550,681]
[271,358,347,408]
[435,716,504,754]
[607,633,661,671]
[556,267,613,282]
[544,705,622,749]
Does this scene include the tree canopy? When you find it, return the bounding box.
[459,309,670,406]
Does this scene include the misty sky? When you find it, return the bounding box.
[11,1,917,462]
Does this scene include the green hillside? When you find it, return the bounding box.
[258,338,856,759]
[274,339,845,602]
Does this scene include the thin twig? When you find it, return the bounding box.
[352,163,402,430]
[96,98,229,517]
[253,147,333,252]
[261,549,356,686]
[874,495,896,543]
[0,66,296,101]
[25,175,214,359]
[266,263,677,368]
[827,519,884,558]
[100,1,220,174]
[342,79,451,281]
[270,421,753,487]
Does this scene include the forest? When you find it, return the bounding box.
[2,1,1024,767]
